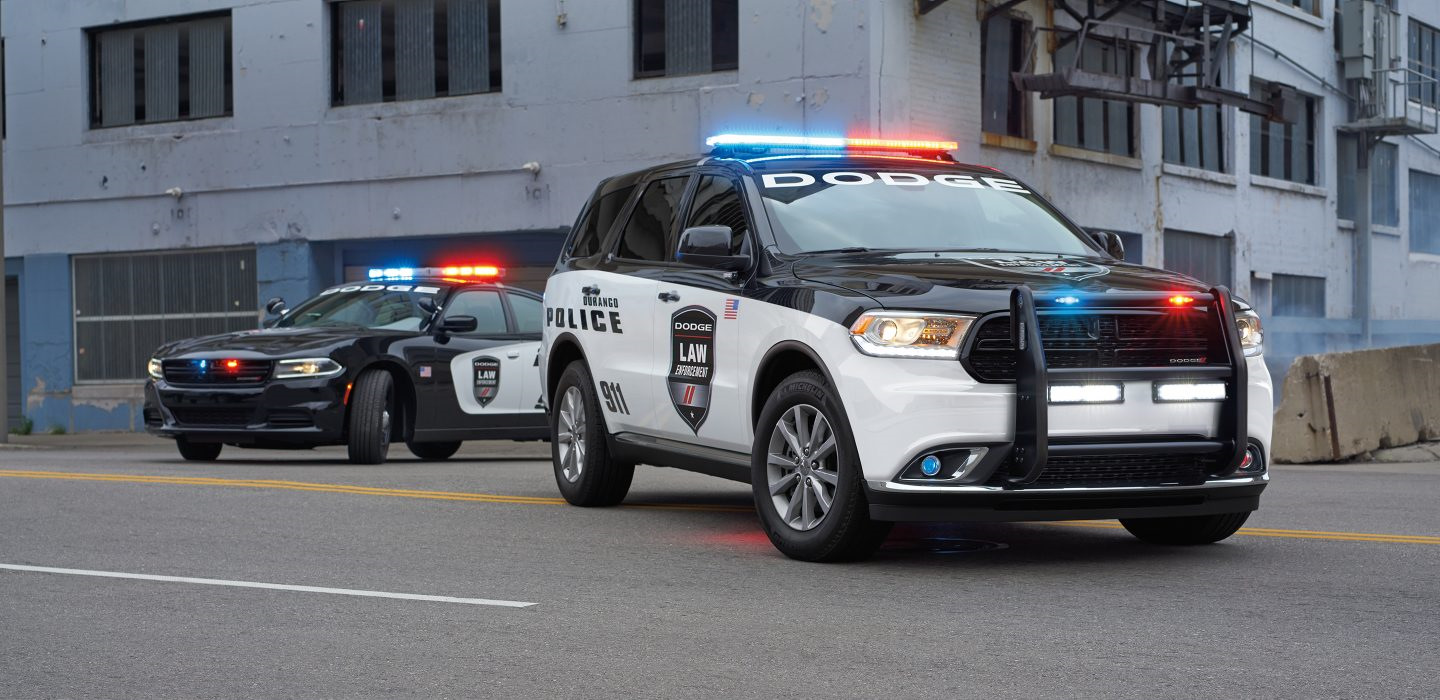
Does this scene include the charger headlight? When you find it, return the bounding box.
[1235,309,1264,357]
[850,312,974,359]
[147,358,164,380]
[275,358,344,379]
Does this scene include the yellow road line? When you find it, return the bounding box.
[2,469,1438,543]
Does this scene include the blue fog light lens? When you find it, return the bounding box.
[920,455,942,477]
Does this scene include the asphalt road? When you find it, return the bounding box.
[1,439,1437,698]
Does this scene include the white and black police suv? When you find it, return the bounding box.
[540,134,1270,561]
[145,266,547,464]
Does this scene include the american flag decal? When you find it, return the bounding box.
[723,298,740,320]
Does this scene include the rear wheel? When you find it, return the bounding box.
[347,370,394,465]
[551,361,633,506]
[407,441,461,461]
[1120,511,1251,545]
[751,370,891,562]
[176,438,222,462]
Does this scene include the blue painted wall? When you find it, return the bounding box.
[19,254,76,432]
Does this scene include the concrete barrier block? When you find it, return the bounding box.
[1272,343,1440,463]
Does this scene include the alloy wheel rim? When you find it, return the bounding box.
[557,386,586,483]
[766,403,839,532]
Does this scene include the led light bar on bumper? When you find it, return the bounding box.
[1048,384,1124,404]
[1153,381,1227,402]
[275,358,344,379]
[849,312,974,359]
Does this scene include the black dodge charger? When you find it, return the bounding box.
[144,271,547,464]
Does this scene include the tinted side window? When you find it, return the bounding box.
[507,293,543,334]
[570,185,636,258]
[444,290,508,335]
[617,176,688,262]
[684,175,750,254]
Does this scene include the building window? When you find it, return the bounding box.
[1272,274,1326,317]
[73,248,258,382]
[88,13,233,128]
[1163,76,1225,171]
[1410,170,1440,255]
[332,0,502,106]
[1163,230,1233,288]
[1409,20,1440,107]
[1273,0,1319,14]
[1338,136,1399,226]
[1053,37,1136,156]
[1249,81,1317,185]
[982,14,1031,139]
[634,0,738,78]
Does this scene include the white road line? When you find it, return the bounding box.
[0,564,536,609]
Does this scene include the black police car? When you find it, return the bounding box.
[145,268,547,464]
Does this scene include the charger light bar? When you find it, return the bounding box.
[367,265,504,281]
[705,134,958,152]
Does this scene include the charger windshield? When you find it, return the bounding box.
[755,169,1097,256]
[276,285,445,332]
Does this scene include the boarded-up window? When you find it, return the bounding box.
[1249,80,1317,185]
[1410,169,1440,255]
[982,14,1031,139]
[1338,137,1399,226]
[89,14,233,128]
[1410,20,1440,107]
[1053,37,1135,156]
[1163,230,1233,288]
[332,0,502,106]
[634,0,739,78]
[73,248,258,381]
[1273,274,1325,318]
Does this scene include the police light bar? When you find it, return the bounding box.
[367,265,504,281]
[705,134,958,153]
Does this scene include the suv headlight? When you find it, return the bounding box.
[1236,309,1263,357]
[275,358,344,379]
[147,358,164,380]
[849,311,974,359]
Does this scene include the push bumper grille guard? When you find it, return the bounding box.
[1004,285,1248,485]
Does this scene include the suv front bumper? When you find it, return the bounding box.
[866,475,1267,522]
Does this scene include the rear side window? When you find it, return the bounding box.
[617,176,688,262]
[683,175,750,255]
[569,185,636,259]
[507,293,543,334]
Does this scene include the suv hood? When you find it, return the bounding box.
[155,327,367,358]
[791,251,1210,313]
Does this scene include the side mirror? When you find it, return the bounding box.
[676,225,750,271]
[437,315,478,334]
[265,297,288,316]
[1091,230,1125,261]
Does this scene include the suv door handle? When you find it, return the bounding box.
[506,351,521,359]
[581,285,600,295]
[658,291,680,302]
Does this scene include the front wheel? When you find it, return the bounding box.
[550,361,634,506]
[347,370,394,465]
[176,438,222,462]
[1120,512,1251,545]
[751,370,891,562]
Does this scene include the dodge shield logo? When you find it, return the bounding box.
[473,357,501,407]
[667,306,716,432]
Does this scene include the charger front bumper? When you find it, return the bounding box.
[144,378,349,445]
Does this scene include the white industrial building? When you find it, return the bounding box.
[2,0,1437,431]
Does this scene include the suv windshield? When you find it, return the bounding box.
[276,287,445,332]
[754,168,1096,256]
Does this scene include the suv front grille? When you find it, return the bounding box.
[162,359,272,385]
[963,310,1219,382]
[989,454,1210,488]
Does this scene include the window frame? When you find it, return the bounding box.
[439,285,515,337]
[503,289,545,337]
[632,0,739,80]
[608,171,696,265]
[1249,80,1318,185]
[981,12,1033,140]
[1409,19,1440,108]
[1051,33,1139,157]
[671,171,756,263]
[1271,273,1327,318]
[328,0,503,108]
[1409,169,1440,255]
[86,11,235,129]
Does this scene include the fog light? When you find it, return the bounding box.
[1238,444,1266,474]
[920,455,942,476]
[1153,381,1226,402]
[1048,383,1124,404]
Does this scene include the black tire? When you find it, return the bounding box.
[550,361,633,506]
[176,438,222,462]
[751,370,892,562]
[407,441,461,461]
[347,369,394,465]
[1120,511,1251,545]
